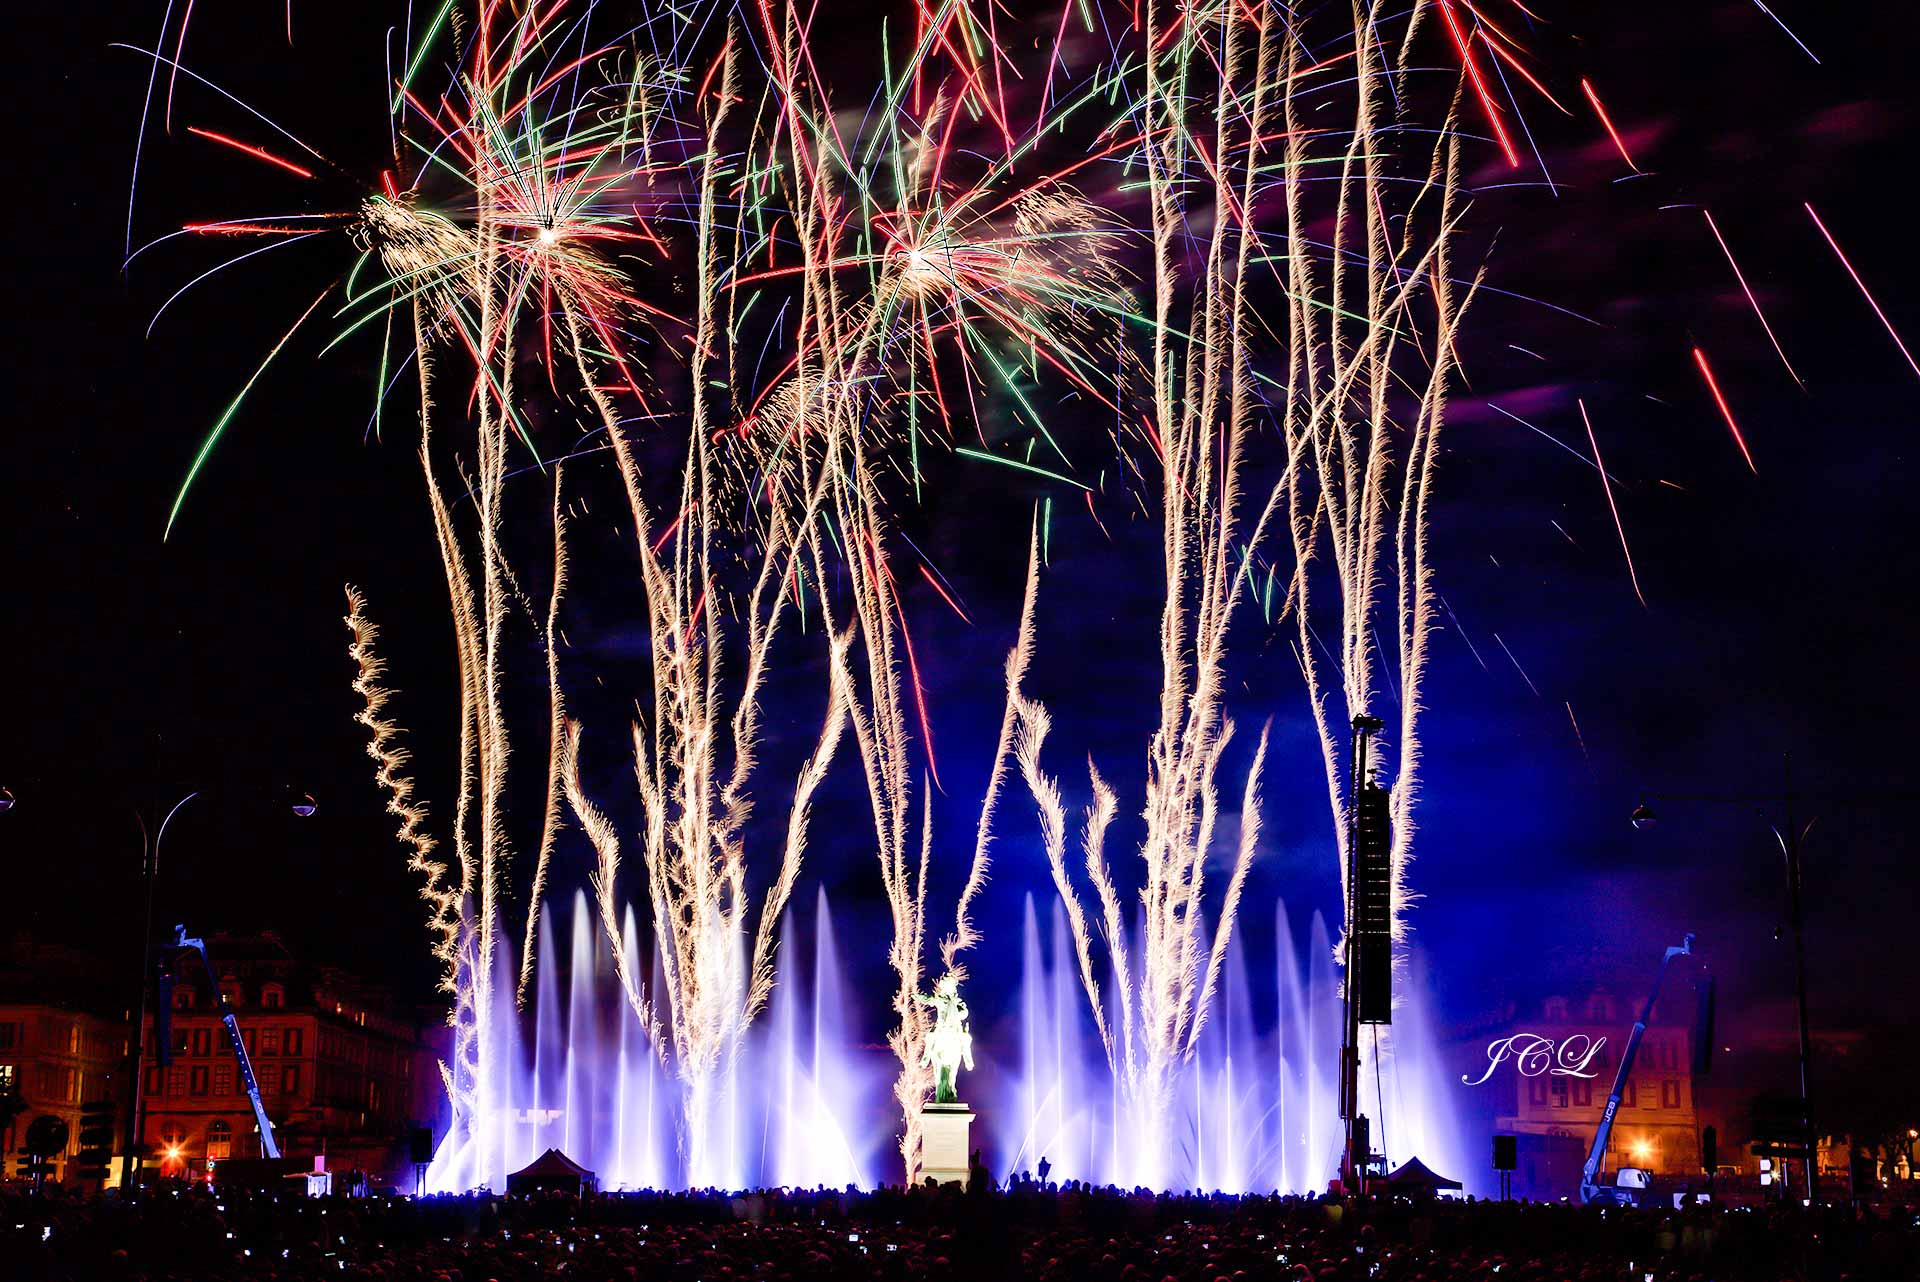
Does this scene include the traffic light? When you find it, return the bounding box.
[19,1114,69,1189]
[74,1100,116,1182]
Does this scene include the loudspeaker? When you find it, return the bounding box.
[1492,1134,1517,1171]
[409,1126,435,1165]
[1352,1114,1372,1163]
[1692,975,1716,1077]
[1355,781,1393,1024]
[1700,1126,1717,1172]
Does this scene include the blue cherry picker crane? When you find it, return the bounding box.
[171,925,280,1160]
[1579,932,1694,1206]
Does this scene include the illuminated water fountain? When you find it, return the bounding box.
[1000,895,1464,1193]
[425,887,877,1193]
[426,887,1461,1195]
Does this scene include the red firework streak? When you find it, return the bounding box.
[1691,347,1757,473]
[1580,78,1638,173]
[186,126,316,179]
[1436,0,1520,168]
[916,563,973,626]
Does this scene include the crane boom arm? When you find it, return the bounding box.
[173,926,281,1160]
[1581,932,1693,1201]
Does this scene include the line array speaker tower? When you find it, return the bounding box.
[1355,778,1393,1024]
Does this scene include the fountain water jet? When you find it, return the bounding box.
[424,888,1459,1195]
[425,887,875,1192]
[993,895,1457,1193]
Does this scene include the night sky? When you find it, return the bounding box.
[5,1,1918,1112]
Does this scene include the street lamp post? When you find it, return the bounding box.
[123,792,198,1194]
[1634,753,1819,1201]
[3,784,312,1192]
[119,788,314,1193]
[1780,759,1817,1206]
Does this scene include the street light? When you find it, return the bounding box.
[1632,754,1815,1202]
[124,792,202,1193]
[124,787,314,1194]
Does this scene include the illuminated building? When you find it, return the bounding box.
[138,930,444,1185]
[0,937,128,1185]
[1458,986,1701,1200]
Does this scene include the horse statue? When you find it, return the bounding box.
[919,973,975,1104]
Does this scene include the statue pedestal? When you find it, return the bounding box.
[920,1102,974,1188]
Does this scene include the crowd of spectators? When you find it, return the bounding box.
[4,1175,1914,1282]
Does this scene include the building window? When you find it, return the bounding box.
[1623,1079,1637,1108]
[206,1120,232,1162]
[262,985,285,1010]
[282,1065,301,1097]
[191,1028,212,1057]
[1551,1078,1569,1109]
[167,1066,187,1098]
[145,1067,162,1096]
[0,1064,14,1093]
[261,1029,281,1057]
[1587,996,1613,1023]
[172,1029,189,1056]
[285,1028,302,1057]
[1573,1079,1593,1108]
[214,1064,233,1096]
[0,1021,16,1050]
[190,1066,209,1096]
[35,1065,71,1102]
[220,983,244,1009]
[173,988,195,1011]
[1661,1080,1681,1109]
[1544,997,1569,1021]
[1527,1077,1548,1107]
